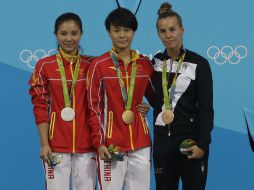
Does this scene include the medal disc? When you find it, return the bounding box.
[61,107,75,121]
[162,110,174,124]
[122,110,134,125]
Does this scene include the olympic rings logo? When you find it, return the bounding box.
[207,45,247,65]
[20,49,57,68]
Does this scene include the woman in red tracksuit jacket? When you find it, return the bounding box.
[87,8,155,190]
[29,12,96,190]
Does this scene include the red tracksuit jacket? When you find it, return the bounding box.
[87,50,155,151]
[29,54,94,153]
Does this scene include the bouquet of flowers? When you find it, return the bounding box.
[107,144,124,161]
[179,139,197,156]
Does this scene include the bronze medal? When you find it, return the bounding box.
[162,110,174,124]
[122,110,134,125]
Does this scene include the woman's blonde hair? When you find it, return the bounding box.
[156,2,183,28]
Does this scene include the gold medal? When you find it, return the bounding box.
[162,110,174,124]
[122,110,134,125]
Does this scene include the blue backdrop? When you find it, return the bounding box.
[1,0,254,189]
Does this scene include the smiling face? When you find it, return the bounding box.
[55,20,82,56]
[157,16,184,57]
[108,24,134,52]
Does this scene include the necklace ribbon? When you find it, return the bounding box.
[111,52,136,111]
[56,52,80,108]
[162,53,186,111]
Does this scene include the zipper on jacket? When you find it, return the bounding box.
[70,64,76,153]
[125,65,134,150]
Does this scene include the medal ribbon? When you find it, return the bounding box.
[111,52,137,111]
[56,52,80,108]
[162,53,186,110]
[59,48,78,63]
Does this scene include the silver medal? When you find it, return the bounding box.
[61,107,75,121]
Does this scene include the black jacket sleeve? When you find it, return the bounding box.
[195,57,214,151]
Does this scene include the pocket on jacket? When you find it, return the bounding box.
[140,113,149,134]
[107,111,113,138]
[49,112,56,140]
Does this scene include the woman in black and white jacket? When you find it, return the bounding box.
[152,2,214,190]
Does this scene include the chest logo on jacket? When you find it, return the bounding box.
[109,66,117,71]
[136,64,143,72]
[79,68,86,77]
